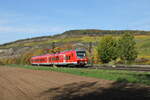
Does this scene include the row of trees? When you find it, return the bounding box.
[97,33,138,64]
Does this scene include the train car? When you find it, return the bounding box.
[30,50,88,66]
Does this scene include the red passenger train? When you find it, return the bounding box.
[30,50,88,66]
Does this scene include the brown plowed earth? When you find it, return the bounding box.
[0,66,150,100]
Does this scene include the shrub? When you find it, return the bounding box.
[118,33,138,64]
[97,36,118,63]
[0,60,4,65]
[18,48,46,65]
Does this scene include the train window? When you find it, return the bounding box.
[66,56,70,60]
[65,56,68,60]
[76,51,86,58]
[53,57,56,61]
[52,57,54,61]
[56,56,59,60]
[68,56,70,60]
[39,58,45,62]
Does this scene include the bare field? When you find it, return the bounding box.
[0,66,150,100]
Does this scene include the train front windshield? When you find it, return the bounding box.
[76,51,86,58]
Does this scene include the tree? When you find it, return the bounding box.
[97,36,118,63]
[118,33,138,63]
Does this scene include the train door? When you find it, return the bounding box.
[63,54,66,64]
[59,55,63,64]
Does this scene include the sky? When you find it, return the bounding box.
[0,0,150,44]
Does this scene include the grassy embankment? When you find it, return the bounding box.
[5,64,150,85]
[135,35,150,58]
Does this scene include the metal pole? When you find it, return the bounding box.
[89,42,93,66]
[52,42,56,54]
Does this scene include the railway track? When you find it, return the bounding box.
[38,64,150,72]
[86,65,150,72]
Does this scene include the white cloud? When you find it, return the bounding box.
[0,19,14,25]
[127,20,150,30]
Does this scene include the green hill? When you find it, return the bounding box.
[0,29,150,65]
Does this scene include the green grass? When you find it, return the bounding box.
[4,64,150,85]
[135,36,150,57]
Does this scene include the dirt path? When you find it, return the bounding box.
[0,66,112,100]
[0,66,150,100]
